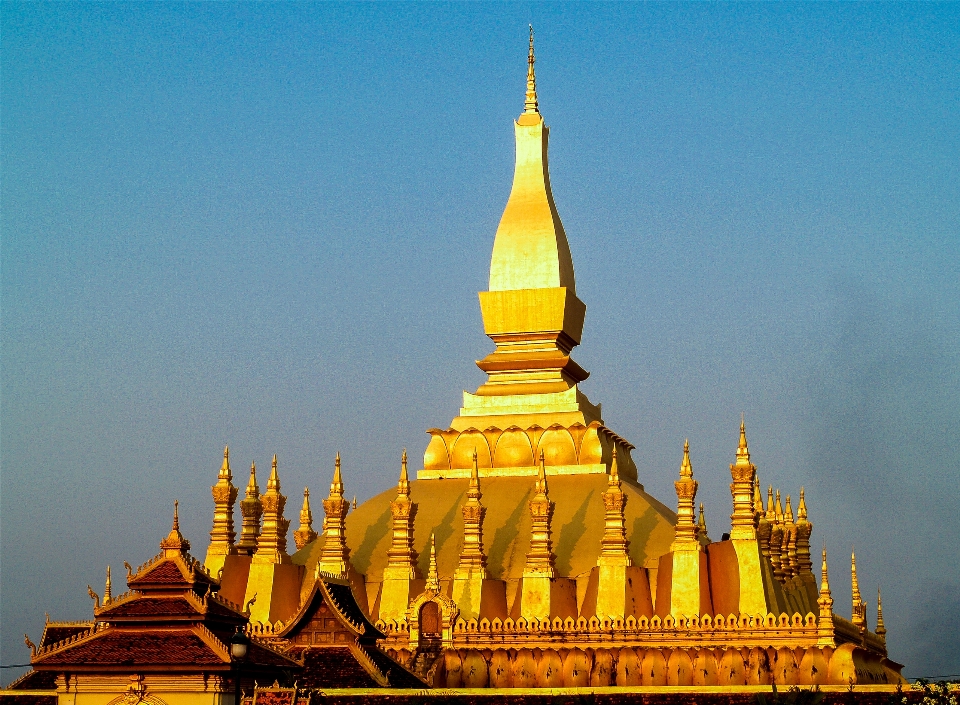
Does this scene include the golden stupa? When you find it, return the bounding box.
[202,29,903,689]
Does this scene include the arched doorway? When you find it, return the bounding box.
[419,601,441,643]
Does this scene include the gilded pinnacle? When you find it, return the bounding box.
[331,452,344,497]
[609,445,621,486]
[523,25,539,115]
[736,414,750,463]
[246,462,259,497]
[680,439,693,479]
[797,487,808,520]
[267,455,280,493]
[398,449,410,497]
[220,445,232,480]
[426,533,439,592]
[104,566,112,605]
[785,495,794,523]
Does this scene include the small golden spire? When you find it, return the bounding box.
[104,566,112,605]
[672,439,699,548]
[331,451,344,497]
[523,25,539,115]
[352,495,357,510]
[851,549,866,629]
[268,454,280,492]
[525,449,556,577]
[255,456,289,563]
[469,449,481,497]
[599,445,630,565]
[753,475,763,515]
[820,546,831,598]
[785,495,794,524]
[220,445,232,480]
[317,452,351,576]
[876,587,886,639]
[398,448,410,498]
[236,461,263,554]
[817,544,835,646]
[698,502,709,540]
[736,413,750,463]
[293,487,318,551]
[160,500,190,556]
[535,449,548,496]
[766,485,775,520]
[426,533,439,592]
[680,439,693,479]
[775,489,784,522]
[797,487,808,520]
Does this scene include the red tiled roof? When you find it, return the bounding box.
[35,630,225,667]
[129,561,189,587]
[6,670,58,690]
[39,625,93,650]
[99,597,198,618]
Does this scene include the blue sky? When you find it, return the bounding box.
[3,2,959,679]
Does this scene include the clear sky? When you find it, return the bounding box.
[3,2,958,681]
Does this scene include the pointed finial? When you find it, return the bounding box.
[104,566,112,605]
[797,487,808,520]
[736,414,750,462]
[352,495,357,509]
[536,449,549,495]
[753,475,763,514]
[775,489,783,522]
[523,25,539,115]
[851,549,862,601]
[330,452,344,497]
[267,454,280,492]
[160,499,190,554]
[876,586,886,638]
[246,461,259,496]
[609,445,620,484]
[785,495,794,523]
[469,449,481,491]
[301,487,312,516]
[680,438,693,479]
[426,533,439,592]
[820,544,831,594]
[698,502,708,535]
[220,445,232,480]
[397,448,410,497]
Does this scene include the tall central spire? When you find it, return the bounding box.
[524,25,539,115]
[421,29,638,483]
